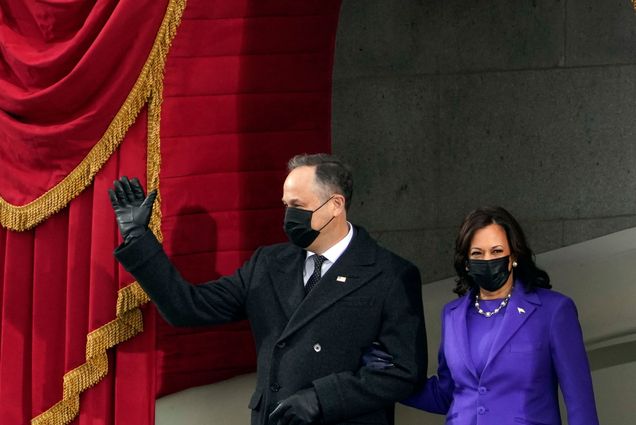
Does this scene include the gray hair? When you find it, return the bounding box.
[287,153,353,211]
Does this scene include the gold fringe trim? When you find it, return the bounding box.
[30,282,152,425]
[30,0,184,424]
[0,0,184,232]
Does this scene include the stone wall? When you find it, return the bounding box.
[333,0,636,283]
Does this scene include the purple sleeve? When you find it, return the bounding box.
[549,297,599,425]
[401,312,453,414]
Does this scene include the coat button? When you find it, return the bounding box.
[276,341,286,349]
[477,406,486,415]
[270,383,281,392]
[478,386,487,394]
[313,343,322,352]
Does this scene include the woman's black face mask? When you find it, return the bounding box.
[467,256,512,292]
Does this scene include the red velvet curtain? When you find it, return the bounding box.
[0,0,341,423]
[0,118,156,424]
[0,0,167,206]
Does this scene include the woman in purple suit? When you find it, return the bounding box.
[365,206,599,425]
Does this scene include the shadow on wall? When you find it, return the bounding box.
[155,227,636,425]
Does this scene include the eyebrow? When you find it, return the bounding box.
[470,245,504,250]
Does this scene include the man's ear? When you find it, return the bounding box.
[331,194,346,216]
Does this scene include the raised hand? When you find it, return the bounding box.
[108,176,157,244]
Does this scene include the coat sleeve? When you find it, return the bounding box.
[549,296,599,425]
[312,263,428,423]
[114,230,255,326]
[401,307,453,414]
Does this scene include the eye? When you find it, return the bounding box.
[469,251,482,258]
[288,201,305,209]
[491,248,506,256]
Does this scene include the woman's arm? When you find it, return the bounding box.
[549,296,599,425]
[363,311,454,415]
[401,326,453,414]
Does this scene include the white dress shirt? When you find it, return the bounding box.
[303,222,354,285]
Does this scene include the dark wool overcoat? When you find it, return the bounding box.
[115,225,427,425]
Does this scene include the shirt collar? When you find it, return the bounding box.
[306,222,354,264]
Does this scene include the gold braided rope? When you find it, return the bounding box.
[0,0,183,232]
[30,0,184,424]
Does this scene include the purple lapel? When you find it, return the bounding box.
[481,282,541,374]
[450,294,479,380]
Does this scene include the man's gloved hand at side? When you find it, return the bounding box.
[269,387,322,425]
[108,176,157,244]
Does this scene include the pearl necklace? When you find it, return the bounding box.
[474,291,512,318]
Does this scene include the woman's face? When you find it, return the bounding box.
[468,223,515,296]
[468,223,511,261]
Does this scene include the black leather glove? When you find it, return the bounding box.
[108,176,157,244]
[361,341,395,370]
[269,387,322,425]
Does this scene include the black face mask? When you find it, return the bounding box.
[283,197,334,248]
[467,256,512,292]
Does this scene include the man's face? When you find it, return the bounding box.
[282,166,333,232]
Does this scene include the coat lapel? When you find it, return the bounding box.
[276,227,379,343]
[482,283,541,374]
[450,294,479,380]
[269,245,306,320]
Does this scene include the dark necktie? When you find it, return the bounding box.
[305,255,327,294]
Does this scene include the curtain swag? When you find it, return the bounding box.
[0,0,183,234]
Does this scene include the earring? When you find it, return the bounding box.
[512,261,518,267]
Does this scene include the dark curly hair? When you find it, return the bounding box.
[453,206,551,296]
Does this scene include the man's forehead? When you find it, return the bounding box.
[284,166,316,188]
[283,166,319,201]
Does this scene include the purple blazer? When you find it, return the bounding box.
[404,283,599,425]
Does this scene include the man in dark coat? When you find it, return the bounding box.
[109,153,427,425]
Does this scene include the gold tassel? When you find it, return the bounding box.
[30,0,186,424]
